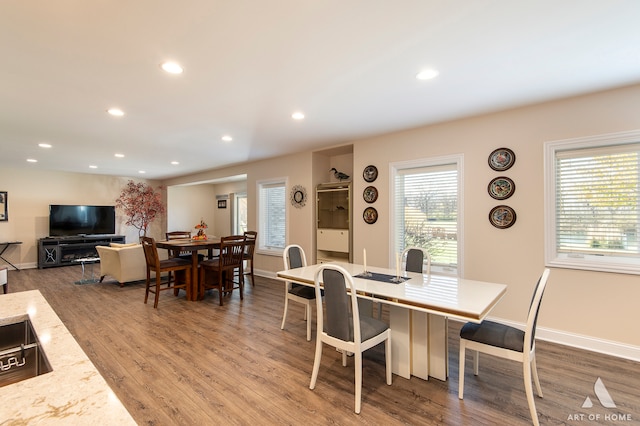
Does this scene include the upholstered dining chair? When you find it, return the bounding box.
[242,231,257,286]
[310,264,392,414]
[401,246,431,274]
[141,236,192,309]
[458,268,550,426]
[280,244,316,341]
[198,235,246,305]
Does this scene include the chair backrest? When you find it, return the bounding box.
[166,231,191,240]
[219,235,246,268]
[402,247,431,274]
[283,244,307,270]
[314,264,360,344]
[243,231,257,257]
[525,268,550,352]
[140,236,160,270]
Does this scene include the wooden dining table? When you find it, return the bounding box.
[155,237,221,301]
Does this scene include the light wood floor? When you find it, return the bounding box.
[5,266,639,425]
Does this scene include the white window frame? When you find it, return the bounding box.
[544,129,640,275]
[390,154,464,276]
[256,178,288,256]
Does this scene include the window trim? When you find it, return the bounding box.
[389,154,464,276]
[256,177,288,256]
[544,129,640,275]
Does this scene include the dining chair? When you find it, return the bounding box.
[310,264,392,414]
[401,246,431,274]
[242,231,257,286]
[280,244,316,341]
[458,268,550,426]
[198,235,246,305]
[141,236,192,309]
[165,231,201,286]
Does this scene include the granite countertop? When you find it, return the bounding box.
[0,290,135,425]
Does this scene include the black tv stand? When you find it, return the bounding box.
[38,235,126,269]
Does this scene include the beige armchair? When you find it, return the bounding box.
[97,243,166,286]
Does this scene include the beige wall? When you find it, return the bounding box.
[0,170,163,268]
[3,83,640,355]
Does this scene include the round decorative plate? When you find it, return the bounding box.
[290,185,307,208]
[363,165,378,183]
[488,148,516,171]
[363,186,378,203]
[363,207,378,224]
[489,205,516,229]
[488,176,515,200]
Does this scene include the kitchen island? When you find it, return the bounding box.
[0,290,135,425]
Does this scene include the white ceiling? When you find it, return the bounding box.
[2,1,640,180]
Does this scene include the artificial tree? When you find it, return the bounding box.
[115,180,165,238]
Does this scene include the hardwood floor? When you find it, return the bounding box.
[5,266,639,425]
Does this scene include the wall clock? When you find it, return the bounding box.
[290,185,307,208]
[363,186,378,203]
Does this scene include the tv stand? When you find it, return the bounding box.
[38,235,126,269]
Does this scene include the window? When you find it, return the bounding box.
[233,192,247,234]
[391,154,463,275]
[257,179,287,254]
[545,130,640,274]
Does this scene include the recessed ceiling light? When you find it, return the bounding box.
[161,61,183,74]
[416,69,439,80]
[27,158,38,163]
[171,161,180,165]
[222,135,233,142]
[107,108,125,117]
[138,170,146,174]
[292,112,305,120]
[114,153,125,158]
[89,165,98,169]
[38,143,52,148]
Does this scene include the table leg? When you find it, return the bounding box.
[189,251,199,301]
[389,305,411,379]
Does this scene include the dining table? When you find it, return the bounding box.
[276,261,507,381]
[155,237,221,301]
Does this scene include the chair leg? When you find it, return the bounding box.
[385,335,392,385]
[153,274,162,309]
[309,339,323,390]
[305,302,312,342]
[458,340,466,399]
[281,294,290,330]
[473,350,479,375]
[354,351,363,414]
[144,271,151,305]
[531,352,543,397]
[523,357,540,426]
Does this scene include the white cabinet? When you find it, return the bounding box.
[316,183,352,263]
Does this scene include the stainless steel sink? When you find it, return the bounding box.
[0,317,52,387]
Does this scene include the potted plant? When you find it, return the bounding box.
[115,180,165,238]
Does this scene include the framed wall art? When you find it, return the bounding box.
[488,177,515,200]
[363,207,378,224]
[363,165,378,183]
[0,191,6,221]
[488,148,515,171]
[363,186,378,203]
[218,199,227,209]
[489,205,516,229]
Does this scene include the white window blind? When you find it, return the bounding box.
[393,161,460,272]
[258,181,286,252]
[545,130,640,274]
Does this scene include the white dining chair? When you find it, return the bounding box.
[458,268,550,426]
[281,244,316,341]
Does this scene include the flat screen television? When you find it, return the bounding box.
[49,205,116,237]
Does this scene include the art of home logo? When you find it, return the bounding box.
[567,377,633,422]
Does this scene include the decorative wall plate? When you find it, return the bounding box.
[363,165,378,182]
[488,148,516,171]
[363,207,378,224]
[290,185,307,208]
[489,205,516,229]
[363,186,378,203]
[488,176,515,200]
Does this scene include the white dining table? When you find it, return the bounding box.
[276,261,507,381]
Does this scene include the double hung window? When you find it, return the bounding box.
[257,179,287,254]
[545,130,640,274]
